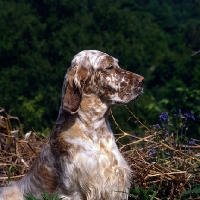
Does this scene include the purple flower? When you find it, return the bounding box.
[177,109,181,114]
[159,112,169,124]
[164,128,169,136]
[188,140,195,146]
[151,124,161,130]
[183,111,195,120]
[148,148,156,155]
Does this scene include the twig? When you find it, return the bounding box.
[0,174,25,180]
[191,49,200,56]
[16,140,38,156]
[110,109,128,136]
[147,171,187,178]
[124,105,150,131]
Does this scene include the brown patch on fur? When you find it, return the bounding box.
[120,81,128,87]
[63,83,81,113]
[38,164,58,194]
[60,118,88,140]
[63,66,89,113]
[103,56,114,67]
[76,66,88,89]
[57,136,74,156]
[56,130,86,161]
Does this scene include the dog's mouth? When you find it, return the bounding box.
[137,86,144,94]
[130,86,144,102]
[131,92,142,102]
[109,89,143,105]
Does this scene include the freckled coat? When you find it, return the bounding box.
[0,50,144,200]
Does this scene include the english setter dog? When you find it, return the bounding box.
[0,50,144,200]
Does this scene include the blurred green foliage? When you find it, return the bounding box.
[0,0,200,138]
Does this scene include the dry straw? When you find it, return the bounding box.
[0,107,45,187]
[0,106,200,199]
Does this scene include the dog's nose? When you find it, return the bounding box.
[137,76,144,84]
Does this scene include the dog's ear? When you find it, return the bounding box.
[62,65,88,114]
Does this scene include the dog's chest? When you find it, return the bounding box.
[59,134,131,198]
[62,135,126,171]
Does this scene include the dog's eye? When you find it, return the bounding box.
[105,65,113,70]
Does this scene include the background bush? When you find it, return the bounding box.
[0,0,200,138]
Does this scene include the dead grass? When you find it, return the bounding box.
[113,106,200,199]
[0,106,200,199]
[0,107,45,187]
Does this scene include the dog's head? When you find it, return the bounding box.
[62,50,144,113]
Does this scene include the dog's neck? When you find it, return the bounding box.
[78,94,109,129]
[54,94,112,141]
